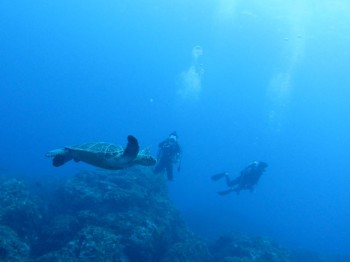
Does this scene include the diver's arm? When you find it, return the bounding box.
[157,140,168,159]
[225,173,241,187]
[177,157,181,172]
[176,151,182,172]
[175,142,182,171]
[158,140,167,148]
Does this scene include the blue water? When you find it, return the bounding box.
[1,0,350,257]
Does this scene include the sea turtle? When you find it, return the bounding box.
[45,135,156,170]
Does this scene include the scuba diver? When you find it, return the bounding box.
[211,161,267,195]
[153,132,182,180]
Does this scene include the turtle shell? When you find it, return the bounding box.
[68,142,124,157]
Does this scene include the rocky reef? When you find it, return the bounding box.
[210,231,290,262]
[0,167,342,261]
[0,168,211,261]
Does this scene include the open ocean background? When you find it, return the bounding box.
[1,0,350,258]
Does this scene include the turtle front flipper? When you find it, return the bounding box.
[45,148,73,167]
[120,135,139,163]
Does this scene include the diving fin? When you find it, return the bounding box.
[211,172,228,181]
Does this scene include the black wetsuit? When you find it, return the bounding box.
[227,162,266,192]
[212,161,267,195]
[154,138,181,180]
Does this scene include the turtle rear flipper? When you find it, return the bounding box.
[45,149,72,167]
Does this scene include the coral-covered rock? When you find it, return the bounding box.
[59,225,126,262]
[33,167,209,261]
[0,226,30,262]
[0,178,42,241]
[33,214,80,257]
[2,167,339,262]
[33,225,127,262]
[58,167,167,213]
[161,233,212,262]
[210,231,290,262]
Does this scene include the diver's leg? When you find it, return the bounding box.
[155,153,173,174]
[166,164,174,180]
[225,175,240,187]
[217,188,234,196]
[154,160,165,174]
[211,172,227,181]
[224,173,231,185]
